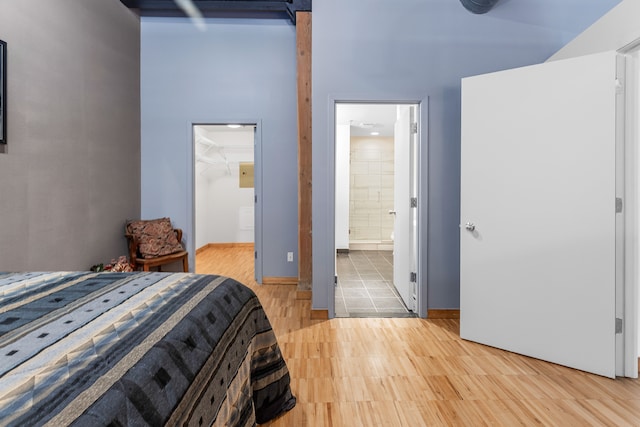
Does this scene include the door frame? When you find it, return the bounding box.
[188,120,263,283]
[328,95,429,318]
[621,42,640,378]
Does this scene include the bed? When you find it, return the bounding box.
[0,271,296,426]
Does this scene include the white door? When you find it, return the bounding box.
[461,51,621,378]
[393,105,418,311]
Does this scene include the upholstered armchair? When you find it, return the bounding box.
[125,217,189,272]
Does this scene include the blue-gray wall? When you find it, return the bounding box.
[140,17,297,277]
[139,1,620,311]
[311,0,621,311]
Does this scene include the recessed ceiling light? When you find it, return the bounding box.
[370,131,380,136]
[227,124,242,129]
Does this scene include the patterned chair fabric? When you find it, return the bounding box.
[125,218,189,272]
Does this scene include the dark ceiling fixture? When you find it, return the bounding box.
[120,0,311,24]
[459,0,500,14]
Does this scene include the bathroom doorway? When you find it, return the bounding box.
[334,103,420,317]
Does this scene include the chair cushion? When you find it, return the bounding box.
[127,218,184,259]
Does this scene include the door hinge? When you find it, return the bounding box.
[411,122,418,134]
[334,275,338,286]
[254,195,257,203]
[410,272,417,282]
[410,197,418,208]
[615,318,623,334]
[616,197,623,213]
[254,251,257,259]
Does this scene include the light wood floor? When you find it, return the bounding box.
[196,245,640,426]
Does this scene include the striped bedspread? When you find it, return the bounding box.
[0,271,295,426]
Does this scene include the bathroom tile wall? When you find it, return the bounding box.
[349,136,395,242]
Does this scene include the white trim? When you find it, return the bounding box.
[615,53,626,377]
[621,42,640,378]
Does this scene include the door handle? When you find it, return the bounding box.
[388,210,397,215]
[464,222,475,232]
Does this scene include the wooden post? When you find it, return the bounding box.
[296,11,312,298]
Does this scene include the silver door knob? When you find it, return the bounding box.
[465,222,475,232]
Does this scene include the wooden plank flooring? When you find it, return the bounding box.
[196,246,640,426]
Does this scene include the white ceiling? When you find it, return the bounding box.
[194,124,254,171]
[336,103,399,137]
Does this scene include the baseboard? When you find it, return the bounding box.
[196,242,254,254]
[262,277,298,285]
[296,290,312,300]
[196,244,210,254]
[311,309,329,320]
[427,309,460,319]
[349,241,393,251]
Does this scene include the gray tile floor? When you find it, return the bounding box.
[335,250,415,318]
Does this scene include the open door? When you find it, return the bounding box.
[461,51,623,378]
[393,105,418,312]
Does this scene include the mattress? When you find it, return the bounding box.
[0,271,295,426]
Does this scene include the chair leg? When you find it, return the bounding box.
[143,264,150,272]
[183,256,189,272]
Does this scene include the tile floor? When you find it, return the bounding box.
[335,250,415,318]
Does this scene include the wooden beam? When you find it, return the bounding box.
[296,11,312,294]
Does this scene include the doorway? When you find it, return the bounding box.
[334,103,419,317]
[193,124,257,274]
